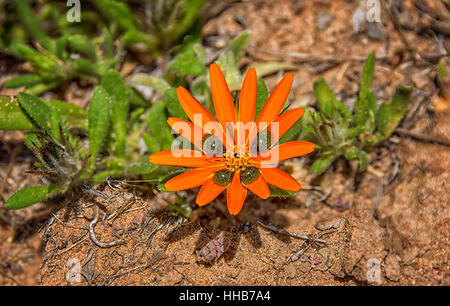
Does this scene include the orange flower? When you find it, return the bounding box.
[149,63,315,215]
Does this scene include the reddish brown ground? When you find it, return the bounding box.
[1,0,449,285]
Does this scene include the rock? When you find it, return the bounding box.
[368,23,387,41]
[317,13,333,30]
[315,217,342,231]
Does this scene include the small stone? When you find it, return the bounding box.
[317,13,333,30]
[368,23,387,41]
[132,212,144,225]
[315,217,342,231]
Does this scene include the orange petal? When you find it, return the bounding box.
[260,167,301,191]
[256,73,294,126]
[226,172,247,215]
[165,166,224,191]
[167,117,204,149]
[244,173,270,199]
[176,86,217,131]
[238,68,257,124]
[270,107,304,144]
[257,141,315,164]
[196,176,227,206]
[209,63,237,131]
[149,150,222,167]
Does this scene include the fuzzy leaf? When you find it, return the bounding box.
[127,157,158,175]
[312,156,332,174]
[313,77,338,118]
[217,30,251,89]
[358,151,369,171]
[12,94,87,131]
[0,96,38,130]
[131,74,171,95]
[67,34,97,60]
[13,0,54,52]
[73,58,100,77]
[5,185,60,210]
[148,101,173,151]
[385,85,412,137]
[269,185,296,197]
[255,77,269,119]
[157,169,189,191]
[101,69,128,158]
[375,102,389,136]
[344,146,359,160]
[94,0,137,31]
[360,52,375,101]
[4,74,42,89]
[17,92,53,134]
[143,133,160,153]
[168,50,205,77]
[164,87,188,120]
[313,78,351,120]
[224,30,251,67]
[88,86,111,171]
[253,62,298,78]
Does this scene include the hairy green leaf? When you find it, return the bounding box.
[132,74,171,95]
[67,34,97,61]
[164,87,188,120]
[360,52,375,101]
[385,85,412,137]
[5,185,60,210]
[88,86,111,172]
[255,78,269,119]
[312,156,332,174]
[269,185,296,197]
[101,69,128,158]
[127,157,158,175]
[148,101,173,151]
[4,74,42,89]
[94,0,137,31]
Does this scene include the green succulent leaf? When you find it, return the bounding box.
[5,185,60,210]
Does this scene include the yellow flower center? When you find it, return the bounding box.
[224,145,251,172]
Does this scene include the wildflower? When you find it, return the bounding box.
[149,63,315,215]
